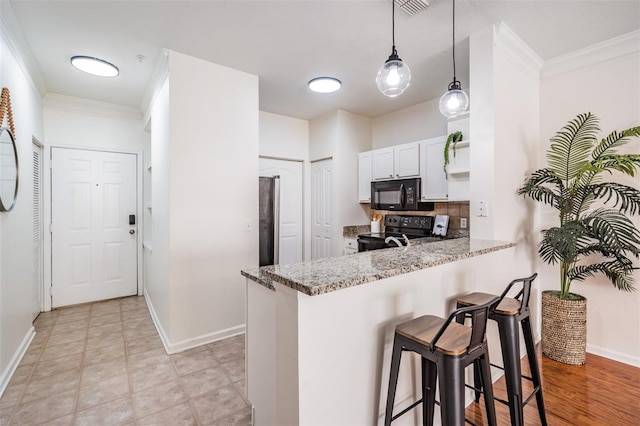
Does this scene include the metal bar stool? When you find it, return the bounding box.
[456,273,547,426]
[384,299,498,426]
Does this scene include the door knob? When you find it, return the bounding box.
[129,229,135,235]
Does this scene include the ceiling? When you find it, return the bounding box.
[7,0,640,120]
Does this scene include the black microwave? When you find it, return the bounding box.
[371,178,434,211]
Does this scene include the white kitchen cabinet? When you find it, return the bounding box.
[372,147,395,180]
[446,114,470,201]
[344,237,358,255]
[372,142,420,180]
[394,142,420,178]
[421,138,448,200]
[358,151,372,202]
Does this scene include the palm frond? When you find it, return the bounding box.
[547,113,599,182]
[592,126,640,160]
[539,223,586,264]
[517,169,562,209]
[581,209,640,257]
[592,182,640,215]
[569,261,637,292]
[594,154,640,177]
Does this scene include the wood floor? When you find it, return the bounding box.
[464,346,640,425]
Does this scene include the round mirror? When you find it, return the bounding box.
[0,127,18,212]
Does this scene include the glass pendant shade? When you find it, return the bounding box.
[439,83,469,118]
[376,55,411,98]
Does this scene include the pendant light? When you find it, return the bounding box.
[376,0,411,97]
[439,0,469,118]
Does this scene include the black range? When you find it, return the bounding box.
[357,215,445,252]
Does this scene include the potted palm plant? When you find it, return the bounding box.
[518,112,640,364]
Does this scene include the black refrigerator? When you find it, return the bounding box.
[258,176,280,266]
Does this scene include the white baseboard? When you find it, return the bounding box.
[587,344,640,367]
[0,326,35,397]
[144,290,246,355]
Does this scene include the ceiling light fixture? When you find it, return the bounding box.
[376,0,411,97]
[70,56,119,77]
[308,77,342,93]
[439,0,469,118]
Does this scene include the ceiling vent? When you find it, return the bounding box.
[395,0,430,16]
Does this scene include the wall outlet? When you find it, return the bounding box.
[460,217,467,229]
[244,220,252,232]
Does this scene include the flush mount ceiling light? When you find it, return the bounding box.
[376,0,411,97]
[70,56,119,77]
[439,0,469,118]
[308,77,342,93]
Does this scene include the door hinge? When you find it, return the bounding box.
[49,222,53,233]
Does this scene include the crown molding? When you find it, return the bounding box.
[541,30,640,80]
[0,1,47,98]
[494,22,544,81]
[44,93,142,121]
[141,49,169,126]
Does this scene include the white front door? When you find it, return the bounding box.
[311,159,332,260]
[259,158,303,265]
[51,147,137,308]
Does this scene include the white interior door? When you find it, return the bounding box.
[32,141,43,320]
[51,147,137,308]
[259,158,303,265]
[311,159,332,260]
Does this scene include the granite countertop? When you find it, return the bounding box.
[242,237,515,296]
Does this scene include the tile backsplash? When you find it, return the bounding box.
[362,201,470,235]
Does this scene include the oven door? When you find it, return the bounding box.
[357,236,389,252]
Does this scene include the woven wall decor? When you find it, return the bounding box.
[0,87,16,138]
[541,290,587,365]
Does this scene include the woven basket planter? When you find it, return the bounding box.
[541,290,587,365]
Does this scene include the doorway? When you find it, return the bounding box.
[51,147,138,308]
[259,157,303,265]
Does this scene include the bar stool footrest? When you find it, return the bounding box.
[390,398,423,422]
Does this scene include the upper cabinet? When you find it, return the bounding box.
[372,142,420,180]
[421,137,448,200]
[446,114,470,201]
[358,151,372,202]
[358,139,448,203]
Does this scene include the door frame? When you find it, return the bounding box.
[259,155,305,263]
[43,145,144,312]
[32,137,44,317]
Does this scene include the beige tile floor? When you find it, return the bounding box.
[0,296,251,426]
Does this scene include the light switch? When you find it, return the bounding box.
[478,201,488,217]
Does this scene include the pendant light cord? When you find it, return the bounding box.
[392,0,396,55]
[452,0,456,82]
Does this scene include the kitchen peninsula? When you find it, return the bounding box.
[242,237,519,425]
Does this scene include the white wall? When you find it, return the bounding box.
[335,110,372,250]
[0,15,44,393]
[467,22,544,338]
[43,95,147,153]
[259,111,311,260]
[145,50,259,352]
[539,30,640,365]
[309,110,371,256]
[371,98,446,149]
[259,111,308,160]
[146,77,171,337]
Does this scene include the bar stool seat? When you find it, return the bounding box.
[456,274,548,426]
[384,299,498,426]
